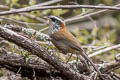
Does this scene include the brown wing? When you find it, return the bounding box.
[51,29,83,52]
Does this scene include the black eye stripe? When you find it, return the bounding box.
[51,18,55,22]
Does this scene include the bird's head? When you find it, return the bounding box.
[48,15,66,35]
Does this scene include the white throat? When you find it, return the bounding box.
[49,22,61,35]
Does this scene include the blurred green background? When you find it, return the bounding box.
[0,0,120,74]
[0,0,120,60]
[0,0,120,76]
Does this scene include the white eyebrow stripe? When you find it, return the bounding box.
[50,16,64,23]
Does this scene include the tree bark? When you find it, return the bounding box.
[0,25,90,80]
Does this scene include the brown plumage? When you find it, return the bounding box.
[48,15,102,76]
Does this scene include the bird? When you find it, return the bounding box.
[48,15,102,76]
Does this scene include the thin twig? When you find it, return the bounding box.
[0,5,9,9]
[39,4,120,32]
[89,44,120,57]
[1,4,120,32]
[0,0,62,23]
[0,5,47,24]
[20,13,46,23]
[65,4,120,24]
[0,5,120,16]
[39,27,49,32]
[101,60,120,73]
[65,9,94,23]
[24,0,62,9]
[0,17,47,27]
[16,0,62,23]
[0,0,62,10]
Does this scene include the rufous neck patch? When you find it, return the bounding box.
[61,23,66,30]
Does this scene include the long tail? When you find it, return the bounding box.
[78,51,102,76]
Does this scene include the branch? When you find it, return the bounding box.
[0,48,62,79]
[20,13,46,23]
[1,4,120,32]
[0,5,120,16]
[36,4,120,32]
[23,0,62,9]
[0,25,90,80]
[65,4,120,24]
[0,5,9,9]
[0,48,53,71]
[4,24,50,41]
[0,48,120,79]
[89,44,120,57]
[0,0,62,10]
[0,0,62,23]
[101,60,120,74]
[0,17,47,27]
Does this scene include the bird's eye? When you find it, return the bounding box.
[50,18,56,22]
